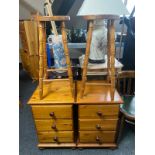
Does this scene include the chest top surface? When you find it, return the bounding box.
[28,81,75,105]
[76,81,123,104]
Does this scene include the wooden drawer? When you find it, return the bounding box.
[32,105,72,119]
[79,119,118,131]
[79,105,119,119]
[79,131,116,143]
[35,119,73,131]
[38,131,73,143]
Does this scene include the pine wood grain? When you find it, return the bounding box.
[83,15,119,20]
[79,105,119,119]
[28,81,75,104]
[77,143,117,148]
[77,81,123,104]
[79,131,116,143]
[79,119,118,131]
[35,119,73,131]
[32,105,72,119]
[19,21,39,80]
[38,21,44,99]
[80,21,94,98]
[61,21,74,97]
[33,16,70,21]
[38,143,76,148]
[109,20,116,100]
[24,21,38,56]
[37,131,73,143]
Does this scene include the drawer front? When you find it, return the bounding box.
[79,131,116,143]
[79,105,119,119]
[35,119,73,131]
[79,119,118,131]
[32,105,72,119]
[38,131,73,143]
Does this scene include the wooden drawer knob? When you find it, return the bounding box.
[97,111,103,116]
[96,136,100,142]
[53,136,58,142]
[49,112,55,117]
[52,123,57,130]
[96,124,101,130]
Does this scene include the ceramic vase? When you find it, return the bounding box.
[89,19,107,63]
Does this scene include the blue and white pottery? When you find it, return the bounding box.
[50,35,67,72]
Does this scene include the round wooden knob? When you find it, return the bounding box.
[97,111,103,116]
[52,124,56,129]
[53,136,58,142]
[96,124,101,130]
[96,136,100,142]
[49,112,55,117]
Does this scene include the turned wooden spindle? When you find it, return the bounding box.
[61,21,74,97]
[108,19,116,100]
[38,21,44,100]
[80,20,94,98]
[107,20,111,82]
[43,23,48,79]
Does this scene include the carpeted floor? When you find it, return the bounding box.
[19,70,135,155]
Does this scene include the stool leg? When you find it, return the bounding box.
[43,23,48,79]
[61,21,74,97]
[107,20,111,83]
[108,19,116,100]
[80,20,94,98]
[38,21,44,99]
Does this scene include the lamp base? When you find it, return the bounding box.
[88,58,105,64]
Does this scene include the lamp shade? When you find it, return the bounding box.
[77,0,129,16]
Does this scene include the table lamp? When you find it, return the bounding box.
[77,0,129,64]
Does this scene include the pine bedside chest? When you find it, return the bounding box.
[76,81,123,148]
[28,81,76,148]
[75,15,124,148]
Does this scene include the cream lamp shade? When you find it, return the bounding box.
[77,0,129,16]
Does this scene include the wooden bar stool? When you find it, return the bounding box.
[80,15,119,100]
[33,16,74,99]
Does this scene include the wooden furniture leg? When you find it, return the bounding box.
[107,20,111,82]
[38,22,44,99]
[108,19,115,100]
[61,21,74,97]
[43,23,48,79]
[80,20,94,98]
